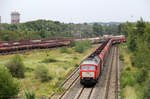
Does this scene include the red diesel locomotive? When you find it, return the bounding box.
[80,36,125,85]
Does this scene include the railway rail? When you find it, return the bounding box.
[74,86,94,99]
[104,45,119,99]
[49,67,80,99]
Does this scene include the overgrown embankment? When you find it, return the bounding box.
[120,19,150,99]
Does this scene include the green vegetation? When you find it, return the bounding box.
[119,54,124,61]
[0,66,20,99]
[120,19,150,99]
[41,58,58,63]
[35,65,52,82]
[60,47,71,54]
[0,20,120,41]
[74,40,91,53]
[119,44,137,99]
[54,87,66,94]
[93,23,103,36]
[24,90,35,99]
[5,54,25,78]
[0,44,99,97]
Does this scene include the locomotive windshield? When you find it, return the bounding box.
[89,66,95,70]
[81,56,100,66]
[82,66,88,70]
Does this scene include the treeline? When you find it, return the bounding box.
[0,20,121,41]
[120,19,150,98]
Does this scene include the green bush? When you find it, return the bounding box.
[41,58,58,63]
[63,65,68,70]
[134,69,148,84]
[5,54,25,78]
[119,54,124,61]
[0,66,20,99]
[25,67,34,72]
[125,66,131,71]
[35,65,52,82]
[74,64,79,67]
[143,78,150,98]
[74,40,91,53]
[120,71,136,88]
[75,44,84,53]
[131,55,135,66]
[24,90,35,99]
[73,57,78,60]
[60,47,70,53]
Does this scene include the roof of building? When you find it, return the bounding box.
[11,12,20,15]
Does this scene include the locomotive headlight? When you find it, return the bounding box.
[82,72,94,77]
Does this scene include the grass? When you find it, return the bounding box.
[121,86,137,99]
[0,44,99,97]
[119,44,138,99]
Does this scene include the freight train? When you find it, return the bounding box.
[80,36,125,85]
[0,37,101,53]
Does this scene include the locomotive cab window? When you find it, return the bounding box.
[82,66,88,70]
[89,66,95,70]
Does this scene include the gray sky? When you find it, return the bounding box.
[0,0,150,23]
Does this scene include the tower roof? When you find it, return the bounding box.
[11,12,20,15]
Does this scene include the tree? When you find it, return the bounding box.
[74,40,91,53]
[144,23,150,49]
[39,29,47,38]
[0,20,122,41]
[0,66,20,99]
[121,19,150,98]
[93,23,103,36]
[136,18,146,37]
[5,55,25,78]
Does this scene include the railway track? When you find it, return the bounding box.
[50,67,80,99]
[104,45,119,99]
[116,46,119,99]
[74,86,94,99]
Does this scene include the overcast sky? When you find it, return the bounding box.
[0,0,150,23]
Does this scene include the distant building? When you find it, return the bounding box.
[11,12,20,24]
